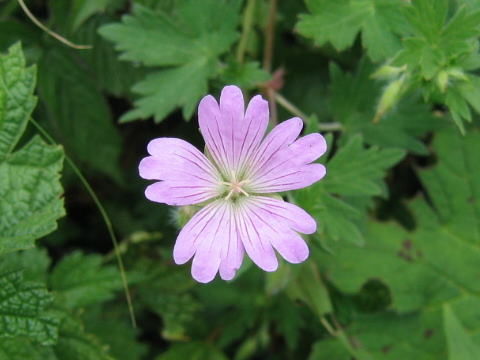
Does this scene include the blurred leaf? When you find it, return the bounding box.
[71,0,111,31]
[72,15,147,97]
[219,61,271,90]
[389,0,480,131]
[99,1,240,122]
[0,270,59,345]
[317,127,480,313]
[0,248,51,284]
[444,304,480,360]
[37,47,122,182]
[296,134,404,247]
[155,342,228,360]
[0,44,65,255]
[53,310,113,360]
[286,262,332,318]
[297,0,408,61]
[50,251,123,308]
[82,306,148,360]
[329,59,444,155]
[323,134,405,196]
[137,264,199,340]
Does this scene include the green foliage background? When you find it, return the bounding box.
[1,0,480,359]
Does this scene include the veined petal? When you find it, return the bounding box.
[245,117,303,178]
[235,201,279,272]
[174,200,245,283]
[249,133,327,193]
[236,95,269,174]
[252,196,317,234]
[241,198,310,264]
[139,138,221,205]
[199,86,269,177]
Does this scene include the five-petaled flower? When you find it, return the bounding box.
[139,85,327,283]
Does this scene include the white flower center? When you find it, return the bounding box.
[220,170,251,201]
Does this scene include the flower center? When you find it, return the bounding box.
[219,170,251,201]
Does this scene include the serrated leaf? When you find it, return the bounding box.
[0,270,59,345]
[0,42,37,161]
[50,251,123,308]
[37,47,122,182]
[219,61,271,89]
[0,136,65,254]
[0,44,65,255]
[99,1,240,122]
[297,0,408,61]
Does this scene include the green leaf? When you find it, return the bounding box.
[329,59,445,155]
[0,248,51,284]
[0,136,65,255]
[82,305,148,360]
[0,270,59,345]
[219,61,271,90]
[0,42,37,162]
[0,43,65,255]
[155,342,228,360]
[53,310,113,360]
[323,135,405,196]
[71,0,111,31]
[50,251,123,308]
[297,0,409,61]
[37,47,122,182]
[285,262,332,318]
[316,127,480,313]
[99,1,240,122]
[138,264,199,340]
[444,305,480,360]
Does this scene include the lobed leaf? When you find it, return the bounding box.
[99,0,240,122]
[297,0,409,62]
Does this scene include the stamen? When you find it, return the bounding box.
[219,171,251,200]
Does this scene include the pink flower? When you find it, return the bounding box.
[139,85,327,283]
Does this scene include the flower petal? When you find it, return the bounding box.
[252,196,316,234]
[173,201,245,283]
[139,138,221,205]
[245,117,303,178]
[249,133,327,193]
[243,198,310,264]
[219,210,245,281]
[236,201,279,272]
[199,86,269,177]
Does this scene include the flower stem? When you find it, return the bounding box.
[29,118,136,328]
[17,0,92,49]
[236,0,256,63]
[275,93,343,132]
[263,0,277,73]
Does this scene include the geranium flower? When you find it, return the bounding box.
[139,85,327,283]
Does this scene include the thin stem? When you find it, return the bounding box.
[236,0,256,63]
[275,93,343,132]
[17,0,92,50]
[263,0,277,72]
[29,118,136,328]
[320,316,337,336]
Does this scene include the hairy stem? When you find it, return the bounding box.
[29,118,136,327]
